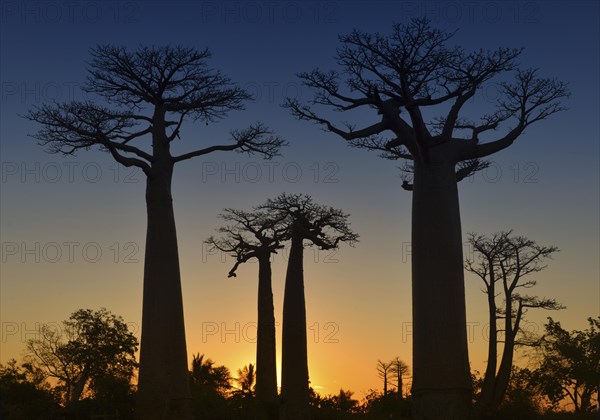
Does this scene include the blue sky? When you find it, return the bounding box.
[1,1,598,395]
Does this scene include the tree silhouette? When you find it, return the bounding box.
[466,231,563,412]
[285,18,568,419]
[206,208,287,413]
[189,353,233,418]
[376,360,393,396]
[330,388,359,414]
[0,360,58,418]
[259,193,358,419]
[390,357,410,398]
[533,317,600,413]
[236,364,256,397]
[189,354,232,397]
[24,45,285,420]
[24,308,137,410]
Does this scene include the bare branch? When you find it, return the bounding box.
[173,122,286,162]
[459,69,569,160]
[206,209,288,278]
[287,19,568,166]
[258,193,359,249]
[23,101,152,175]
[455,159,491,182]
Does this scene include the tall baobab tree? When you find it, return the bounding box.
[260,193,358,419]
[285,18,568,418]
[206,208,287,416]
[24,45,285,420]
[466,231,563,412]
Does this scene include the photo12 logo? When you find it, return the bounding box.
[198,1,338,25]
[1,162,141,184]
[0,1,140,25]
[200,161,340,184]
[201,321,339,344]
[1,241,140,264]
[1,321,140,343]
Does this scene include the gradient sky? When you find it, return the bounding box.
[1,0,598,398]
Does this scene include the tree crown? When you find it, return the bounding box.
[24,45,286,176]
[285,18,569,184]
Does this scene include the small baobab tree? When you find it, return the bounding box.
[390,357,410,398]
[206,208,287,412]
[466,231,563,412]
[24,45,285,420]
[376,360,393,396]
[285,18,568,419]
[259,193,358,419]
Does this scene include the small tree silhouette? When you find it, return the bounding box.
[206,208,287,412]
[466,231,563,413]
[24,45,285,420]
[376,360,393,396]
[390,357,410,398]
[259,193,358,420]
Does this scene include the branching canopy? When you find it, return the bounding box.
[258,193,359,249]
[24,45,286,176]
[206,209,287,277]
[285,18,569,186]
[466,231,563,344]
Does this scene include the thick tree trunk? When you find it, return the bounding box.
[280,233,310,420]
[411,161,472,420]
[135,159,193,420]
[66,366,89,410]
[255,254,279,419]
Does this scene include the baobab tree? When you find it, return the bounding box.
[390,357,410,398]
[206,208,287,416]
[285,18,568,418]
[24,45,285,420]
[376,360,393,396]
[465,231,563,413]
[259,193,358,419]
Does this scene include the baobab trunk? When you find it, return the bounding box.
[255,253,279,417]
[280,232,310,419]
[135,151,193,419]
[411,160,472,420]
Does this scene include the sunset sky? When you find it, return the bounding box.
[1,1,598,397]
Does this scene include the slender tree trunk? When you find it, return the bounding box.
[255,253,279,418]
[492,304,521,409]
[135,140,193,419]
[383,372,388,396]
[478,284,498,412]
[280,233,310,419]
[411,161,472,420]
